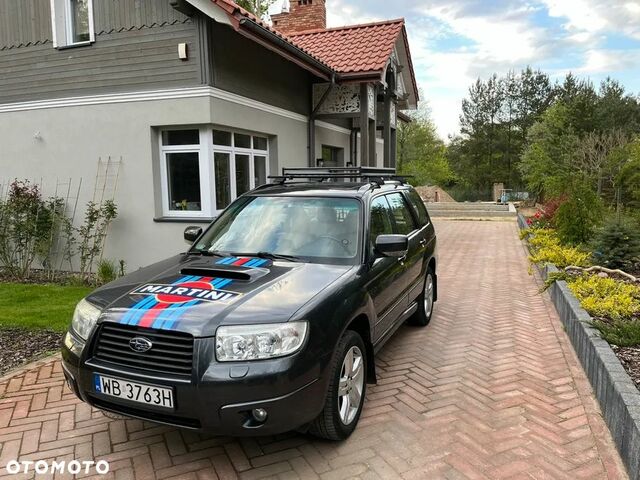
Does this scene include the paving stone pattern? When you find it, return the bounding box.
[0,220,627,479]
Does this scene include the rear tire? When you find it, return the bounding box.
[308,330,367,441]
[408,267,435,327]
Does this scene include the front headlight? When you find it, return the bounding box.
[71,299,102,341]
[215,322,308,362]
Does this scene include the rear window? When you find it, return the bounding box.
[386,193,416,235]
[405,189,430,227]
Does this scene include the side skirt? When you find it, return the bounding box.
[373,301,418,355]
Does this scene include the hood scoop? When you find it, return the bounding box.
[180,263,269,283]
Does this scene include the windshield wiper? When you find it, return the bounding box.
[257,252,302,262]
[188,249,230,258]
[231,251,302,263]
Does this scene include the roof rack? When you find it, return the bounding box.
[268,167,410,187]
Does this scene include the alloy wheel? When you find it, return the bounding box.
[424,273,434,317]
[338,346,365,425]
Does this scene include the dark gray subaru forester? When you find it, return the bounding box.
[62,168,437,440]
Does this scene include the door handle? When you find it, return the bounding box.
[419,238,427,247]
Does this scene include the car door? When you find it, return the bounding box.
[366,195,409,342]
[385,192,423,304]
[403,188,437,302]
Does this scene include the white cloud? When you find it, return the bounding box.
[577,48,640,73]
[542,0,606,32]
[413,3,545,65]
[541,0,640,39]
[324,0,381,26]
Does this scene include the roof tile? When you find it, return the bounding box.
[288,19,405,74]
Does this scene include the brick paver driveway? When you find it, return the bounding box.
[0,219,627,480]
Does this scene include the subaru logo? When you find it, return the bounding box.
[129,337,153,353]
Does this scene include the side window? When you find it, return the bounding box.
[51,0,95,48]
[386,193,417,235]
[405,189,430,228]
[369,196,394,246]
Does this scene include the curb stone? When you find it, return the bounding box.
[0,353,61,385]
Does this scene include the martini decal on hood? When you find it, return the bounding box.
[120,257,270,330]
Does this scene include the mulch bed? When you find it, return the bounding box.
[611,345,640,392]
[0,328,62,377]
[0,268,90,285]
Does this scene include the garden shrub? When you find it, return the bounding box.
[568,275,640,320]
[526,228,591,268]
[97,259,118,285]
[526,197,566,228]
[77,200,118,281]
[0,180,119,283]
[592,217,640,271]
[0,180,65,280]
[592,318,640,347]
[540,196,566,223]
[555,181,604,245]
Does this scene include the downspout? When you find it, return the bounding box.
[308,73,336,167]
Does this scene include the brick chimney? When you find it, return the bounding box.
[271,0,327,34]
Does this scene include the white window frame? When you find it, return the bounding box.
[211,128,269,213]
[159,129,213,219]
[158,127,270,218]
[50,0,95,49]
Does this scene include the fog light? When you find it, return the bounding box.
[252,408,268,423]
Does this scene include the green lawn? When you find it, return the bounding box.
[0,283,93,332]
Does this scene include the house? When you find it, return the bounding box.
[0,0,418,270]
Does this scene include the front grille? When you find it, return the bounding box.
[92,323,194,377]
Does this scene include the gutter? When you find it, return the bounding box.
[239,18,335,81]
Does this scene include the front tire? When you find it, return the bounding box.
[409,267,435,327]
[309,330,367,440]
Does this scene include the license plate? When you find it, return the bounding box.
[94,374,174,409]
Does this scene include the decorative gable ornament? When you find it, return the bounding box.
[312,84,361,115]
[368,85,376,118]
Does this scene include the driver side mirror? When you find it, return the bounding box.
[184,226,202,244]
[375,234,409,258]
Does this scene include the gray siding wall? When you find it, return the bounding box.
[0,0,200,104]
[93,0,188,33]
[1,0,189,48]
[0,0,51,48]
[211,21,312,116]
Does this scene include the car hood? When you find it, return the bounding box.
[90,255,354,337]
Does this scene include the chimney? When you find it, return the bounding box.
[271,0,327,34]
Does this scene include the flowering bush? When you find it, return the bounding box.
[526,211,546,228]
[524,228,592,268]
[526,196,567,229]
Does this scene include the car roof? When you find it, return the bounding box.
[250,182,414,198]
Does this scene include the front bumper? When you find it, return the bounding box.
[61,331,328,436]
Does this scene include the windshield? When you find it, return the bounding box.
[193,196,362,264]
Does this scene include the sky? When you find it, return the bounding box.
[269,0,640,140]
